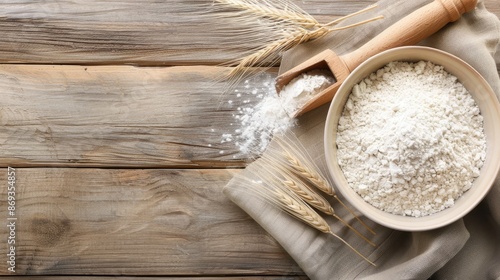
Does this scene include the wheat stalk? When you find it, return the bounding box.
[268,132,377,236]
[214,0,319,28]
[231,168,376,266]
[227,16,383,77]
[232,164,331,233]
[271,189,375,265]
[227,28,315,75]
[212,1,382,77]
[260,155,376,246]
[260,156,334,215]
[283,179,376,247]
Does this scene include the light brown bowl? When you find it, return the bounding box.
[324,46,500,231]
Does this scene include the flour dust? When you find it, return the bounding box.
[219,73,294,156]
[218,70,337,156]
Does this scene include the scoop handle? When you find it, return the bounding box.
[341,0,477,72]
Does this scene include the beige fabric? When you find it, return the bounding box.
[224,0,500,279]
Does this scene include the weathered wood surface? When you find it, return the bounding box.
[0,0,376,66]
[0,168,304,276]
[0,64,276,168]
[0,0,498,278]
[0,0,497,66]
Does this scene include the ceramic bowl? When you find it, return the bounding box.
[324,46,500,231]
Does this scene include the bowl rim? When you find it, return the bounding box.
[324,46,500,231]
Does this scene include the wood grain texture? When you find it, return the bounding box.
[0,0,498,278]
[0,64,278,168]
[0,0,496,67]
[0,0,377,66]
[0,168,303,276]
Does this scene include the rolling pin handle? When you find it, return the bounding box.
[439,0,477,22]
[340,0,478,73]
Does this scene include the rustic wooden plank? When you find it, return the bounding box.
[0,168,303,276]
[0,0,497,66]
[0,65,279,168]
[0,0,377,66]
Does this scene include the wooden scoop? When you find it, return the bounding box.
[276,0,478,117]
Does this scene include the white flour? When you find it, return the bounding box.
[222,73,294,155]
[223,70,333,155]
[336,61,486,217]
[279,69,335,115]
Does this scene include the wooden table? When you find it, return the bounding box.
[0,1,498,279]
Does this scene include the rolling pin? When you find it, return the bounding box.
[275,0,478,117]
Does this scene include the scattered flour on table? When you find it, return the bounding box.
[220,70,335,156]
[336,61,486,217]
[221,73,294,155]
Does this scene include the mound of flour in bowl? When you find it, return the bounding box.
[336,60,486,217]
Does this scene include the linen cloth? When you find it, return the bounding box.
[224,0,500,279]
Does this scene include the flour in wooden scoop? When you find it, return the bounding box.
[336,61,486,217]
[279,69,335,116]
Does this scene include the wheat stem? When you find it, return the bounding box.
[326,15,385,31]
[322,4,379,27]
[269,133,378,236]
[332,213,376,247]
[328,230,376,266]
[228,26,328,76]
[260,155,376,246]
[214,0,319,28]
[214,0,383,78]
[273,189,375,266]
[232,164,376,266]
[334,195,377,235]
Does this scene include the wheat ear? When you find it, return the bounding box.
[227,15,383,77]
[259,156,334,215]
[260,157,376,247]
[272,189,375,266]
[219,2,383,77]
[232,163,376,265]
[227,27,324,76]
[214,0,319,28]
[232,165,331,233]
[284,179,377,247]
[281,148,334,195]
[272,189,331,233]
[284,143,376,235]
[283,179,334,214]
[270,133,377,235]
